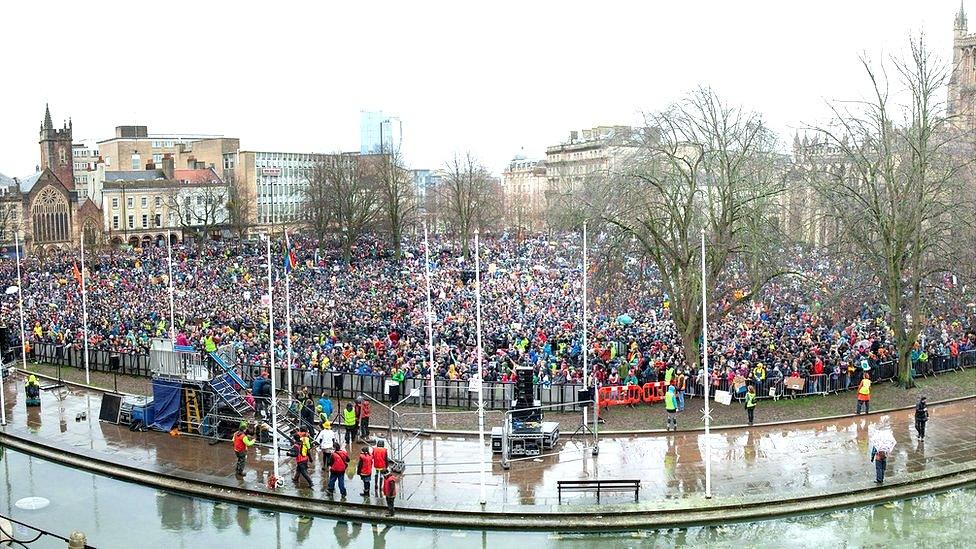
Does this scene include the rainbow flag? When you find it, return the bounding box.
[283,230,297,274]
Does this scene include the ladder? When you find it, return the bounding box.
[184,388,201,433]
[209,373,253,418]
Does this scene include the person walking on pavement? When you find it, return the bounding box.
[664,385,678,431]
[233,421,256,477]
[382,470,399,516]
[314,419,340,469]
[291,430,313,488]
[745,385,758,426]
[342,402,358,447]
[915,396,929,440]
[856,365,872,415]
[870,444,888,484]
[357,446,373,497]
[371,439,389,497]
[355,396,372,441]
[327,442,349,499]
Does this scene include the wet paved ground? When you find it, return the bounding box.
[1,374,974,511]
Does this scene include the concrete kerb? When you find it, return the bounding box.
[0,427,974,531]
[18,367,976,438]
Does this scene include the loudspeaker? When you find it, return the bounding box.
[109,354,121,371]
[0,325,10,354]
[98,393,123,424]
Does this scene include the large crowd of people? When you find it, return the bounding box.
[2,232,974,394]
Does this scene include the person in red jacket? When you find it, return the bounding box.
[371,440,388,497]
[356,446,373,497]
[381,470,399,516]
[233,422,256,477]
[327,442,349,498]
[356,396,372,441]
[291,430,313,488]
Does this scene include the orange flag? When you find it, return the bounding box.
[72,262,83,287]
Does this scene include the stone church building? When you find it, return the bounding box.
[0,105,103,250]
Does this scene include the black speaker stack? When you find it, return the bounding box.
[0,325,14,364]
[511,366,542,425]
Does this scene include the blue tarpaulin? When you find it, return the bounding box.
[150,378,182,431]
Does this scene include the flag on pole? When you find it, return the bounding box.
[283,230,297,274]
[72,262,83,287]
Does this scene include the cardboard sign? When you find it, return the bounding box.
[785,377,806,391]
[732,375,747,392]
[714,390,732,406]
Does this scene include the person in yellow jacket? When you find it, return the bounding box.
[745,385,758,425]
[856,364,872,415]
[341,402,358,447]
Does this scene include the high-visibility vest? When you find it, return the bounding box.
[665,392,677,411]
[343,408,357,426]
[858,379,871,396]
[745,393,757,408]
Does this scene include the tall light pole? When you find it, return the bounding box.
[423,223,437,429]
[474,230,486,505]
[701,228,712,499]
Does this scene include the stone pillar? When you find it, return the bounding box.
[67,531,87,548]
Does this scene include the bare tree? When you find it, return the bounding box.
[373,149,416,260]
[812,37,971,388]
[166,182,229,251]
[438,152,500,259]
[584,87,787,370]
[224,172,254,240]
[303,153,380,262]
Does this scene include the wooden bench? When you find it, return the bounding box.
[557,479,641,504]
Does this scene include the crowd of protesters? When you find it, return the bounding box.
[1,232,973,399]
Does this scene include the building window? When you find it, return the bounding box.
[223,153,236,170]
[152,153,163,166]
[141,197,147,208]
[127,197,134,208]
[131,154,141,170]
[128,215,134,229]
[142,214,148,228]
[155,196,161,208]
[112,197,119,209]
[197,196,203,206]
[154,214,161,227]
[112,215,119,229]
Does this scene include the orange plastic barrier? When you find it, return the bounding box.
[598,385,630,407]
[626,384,643,405]
[642,382,667,403]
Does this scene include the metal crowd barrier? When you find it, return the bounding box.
[25,339,976,411]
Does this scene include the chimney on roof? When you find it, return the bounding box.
[162,154,175,180]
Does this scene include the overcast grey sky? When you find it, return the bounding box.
[0,0,964,177]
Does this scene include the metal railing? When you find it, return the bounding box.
[25,340,976,411]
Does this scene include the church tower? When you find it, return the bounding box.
[39,104,75,190]
[949,2,976,129]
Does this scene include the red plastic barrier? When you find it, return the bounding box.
[598,385,630,407]
[642,382,666,403]
[626,384,643,405]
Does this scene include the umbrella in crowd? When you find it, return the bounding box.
[873,431,897,454]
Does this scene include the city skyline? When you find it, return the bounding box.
[0,0,965,177]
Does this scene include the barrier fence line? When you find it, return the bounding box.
[19,340,976,411]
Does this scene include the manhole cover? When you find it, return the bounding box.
[15,497,50,510]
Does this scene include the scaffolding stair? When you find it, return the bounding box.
[209,351,246,388]
[209,373,253,418]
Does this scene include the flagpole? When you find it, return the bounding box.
[474,230,486,505]
[80,232,91,385]
[284,231,293,401]
[267,235,281,486]
[701,228,712,499]
[166,228,176,340]
[581,221,588,430]
[423,223,437,429]
[2,232,28,426]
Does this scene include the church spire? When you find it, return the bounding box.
[956,1,968,33]
[43,103,53,130]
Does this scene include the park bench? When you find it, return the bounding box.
[557,479,640,504]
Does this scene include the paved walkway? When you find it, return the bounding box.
[1,375,974,511]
